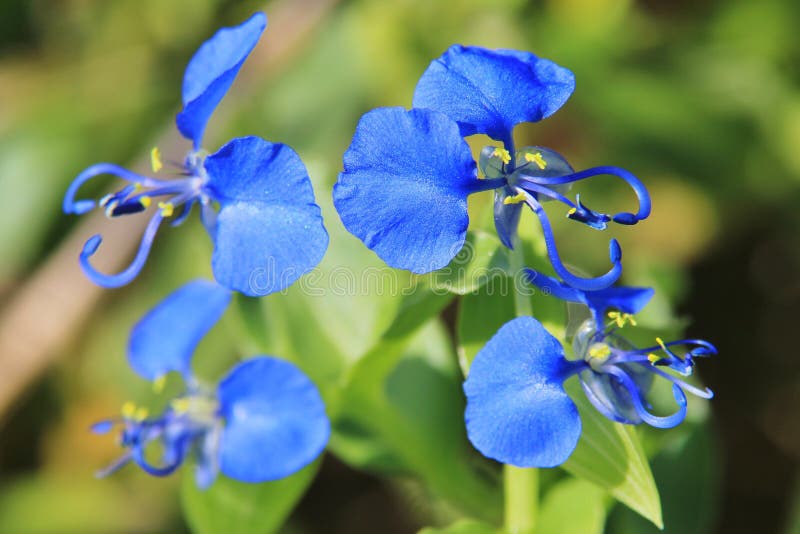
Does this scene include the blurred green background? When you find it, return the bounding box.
[0,0,798,532]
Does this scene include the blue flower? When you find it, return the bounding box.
[63,13,328,296]
[463,283,715,467]
[93,280,330,487]
[334,46,650,290]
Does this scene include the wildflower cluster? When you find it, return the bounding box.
[62,7,717,510]
[333,45,716,466]
[64,13,330,486]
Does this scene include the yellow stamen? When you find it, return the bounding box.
[656,337,668,352]
[150,147,163,173]
[121,401,137,419]
[608,311,637,328]
[524,151,547,170]
[588,343,611,361]
[503,192,527,205]
[139,197,152,209]
[567,207,577,216]
[171,398,191,414]
[134,407,149,421]
[153,375,166,394]
[647,353,662,365]
[158,201,174,217]
[491,147,511,165]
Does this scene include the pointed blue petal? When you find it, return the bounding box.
[583,286,655,317]
[217,357,330,482]
[204,136,328,296]
[128,280,231,380]
[524,268,654,320]
[413,46,575,143]
[333,107,482,274]
[493,189,524,249]
[176,13,267,148]
[464,317,582,467]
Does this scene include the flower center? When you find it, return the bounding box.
[586,342,612,371]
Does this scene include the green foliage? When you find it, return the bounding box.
[537,478,608,534]
[562,380,663,529]
[420,518,501,534]
[606,423,721,533]
[425,231,510,296]
[182,461,320,534]
[331,294,502,522]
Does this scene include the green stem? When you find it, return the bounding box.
[509,237,533,317]
[504,238,539,533]
[504,465,539,534]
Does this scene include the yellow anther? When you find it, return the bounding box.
[121,401,137,418]
[608,311,637,328]
[588,343,611,361]
[567,207,577,216]
[139,197,152,209]
[133,183,143,192]
[171,398,191,414]
[150,147,163,173]
[158,202,174,217]
[503,192,527,205]
[524,151,547,170]
[491,147,511,165]
[647,353,662,365]
[134,407,149,421]
[656,337,668,352]
[153,375,167,394]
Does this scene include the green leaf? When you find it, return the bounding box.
[332,314,501,522]
[457,275,516,373]
[537,478,608,534]
[606,423,720,534]
[420,518,501,534]
[181,461,320,534]
[329,286,455,470]
[562,379,663,529]
[425,231,509,295]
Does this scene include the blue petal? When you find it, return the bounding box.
[333,107,484,274]
[217,357,330,482]
[525,268,654,320]
[203,136,328,296]
[413,46,575,144]
[128,280,231,380]
[464,317,582,467]
[583,286,655,316]
[493,189,523,249]
[176,13,267,148]
[579,363,653,425]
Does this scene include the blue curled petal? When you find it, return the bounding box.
[578,364,654,425]
[413,45,575,143]
[464,317,582,467]
[204,136,328,296]
[217,357,330,482]
[333,107,485,274]
[128,280,231,381]
[176,12,267,148]
[524,268,654,321]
